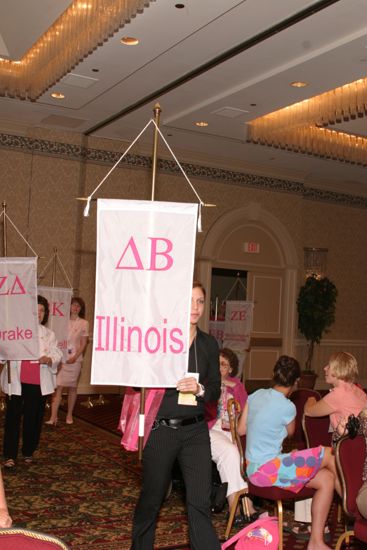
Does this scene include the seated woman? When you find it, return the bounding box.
[304,351,367,445]
[238,355,339,550]
[207,348,256,524]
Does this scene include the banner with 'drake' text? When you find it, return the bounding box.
[91,199,198,387]
[38,286,72,361]
[0,257,39,360]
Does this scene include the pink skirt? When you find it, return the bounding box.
[56,362,82,388]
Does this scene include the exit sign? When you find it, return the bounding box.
[244,242,260,253]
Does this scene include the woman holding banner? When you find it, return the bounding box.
[131,281,221,550]
[1,295,62,468]
[46,297,89,425]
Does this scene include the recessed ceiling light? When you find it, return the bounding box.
[195,121,208,127]
[120,36,139,46]
[51,92,65,99]
[92,68,99,72]
[290,81,308,88]
[175,3,185,8]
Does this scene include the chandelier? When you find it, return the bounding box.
[247,77,367,166]
[0,0,153,101]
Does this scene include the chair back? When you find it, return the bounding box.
[227,397,245,476]
[289,388,321,449]
[335,434,366,520]
[302,414,332,448]
[0,528,69,549]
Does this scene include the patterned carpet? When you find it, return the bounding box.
[0,396,362,549]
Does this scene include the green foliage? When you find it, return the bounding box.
[297,275,338,371]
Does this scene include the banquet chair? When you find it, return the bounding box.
[226,398,315,549]
[334,434,367,549]
[0,528,69,549]
[288,389,321,450]
[225,398,250,538]
[302,413,332,448]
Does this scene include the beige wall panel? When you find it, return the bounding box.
[301,200,367,340]
[248,349,279,379]
[251,274,282,335]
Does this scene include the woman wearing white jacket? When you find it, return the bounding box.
[1,295,62,468]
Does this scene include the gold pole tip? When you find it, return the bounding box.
[76,197,96,201]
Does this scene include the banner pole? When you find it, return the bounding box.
[1,203,11,398]
[150,103,161,202]
[138,103,162,461]
[51,247,57,287]
[2,202,7,256]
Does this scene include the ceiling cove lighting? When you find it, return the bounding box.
[248,76,367,166]
[0,0,153,100]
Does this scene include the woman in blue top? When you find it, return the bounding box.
[238,355,339,550]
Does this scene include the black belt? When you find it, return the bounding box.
[154,414,205,429]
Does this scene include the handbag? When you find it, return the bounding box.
[332,413,360,448]
[221,516,279,549]
[119,387,165,451]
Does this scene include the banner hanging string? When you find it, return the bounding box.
[81,118,215,231]
[0,210,39,257]
[37,251,73,289]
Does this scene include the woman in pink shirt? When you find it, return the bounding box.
[305,351,367,437]
[1,295,62,468]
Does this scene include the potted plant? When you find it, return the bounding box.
[297,274,338,387]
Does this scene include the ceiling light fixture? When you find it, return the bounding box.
[175,3,185,8]
[290,81,308,88]
[0,0,152,100]
[51,92,65,99]
[120,36,139,46]
[248,75,367,166]
[195,121,208,127]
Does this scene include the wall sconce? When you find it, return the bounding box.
[303,247,328,279]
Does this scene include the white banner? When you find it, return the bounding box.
[0,257,39,360]
[224,301,254,378]
[38,286,72,361]
[91,199,198,387]
[209,320,225,348]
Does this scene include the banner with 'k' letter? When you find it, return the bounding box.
[38,286,72,361]
[0,257,39,360]
[91,199,198,387]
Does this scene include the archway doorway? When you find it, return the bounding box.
[196,203,299,383]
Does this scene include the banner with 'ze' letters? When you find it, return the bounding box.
[0,257,39,360]
[91,199,198,387]
[38,286,72,361]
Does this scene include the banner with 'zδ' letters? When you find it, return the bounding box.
[91,199,198,387]
[0,257,39,360]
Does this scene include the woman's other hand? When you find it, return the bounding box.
[38,356,52,367]
[177,376,200,394]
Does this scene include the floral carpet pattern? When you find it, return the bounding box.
[0,398,361,549]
